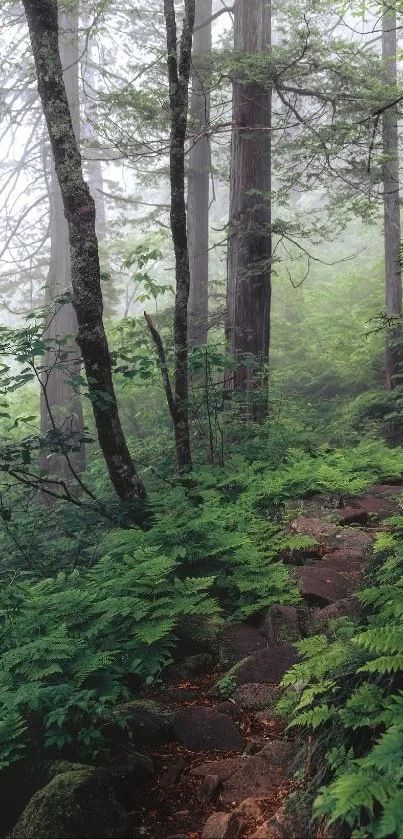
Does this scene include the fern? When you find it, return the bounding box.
[283,526,403,838]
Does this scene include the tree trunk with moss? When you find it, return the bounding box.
[23,0,145,502]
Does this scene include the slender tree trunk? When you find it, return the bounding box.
[382,4,402,389]
[187,0,211,347]
[227,0,271,421]
[162,0,195,472]
[40,4,85,489]
[23,0,145,501]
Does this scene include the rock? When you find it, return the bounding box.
[233,683,280,711]
[319,549,365,572]
[201,812,246,839]
[346,493,401,521]
[192,757,242,781]
[175,615,220,657]
[312,596,360,633]
[233,797,266,822]
[226,646,300,686]
[261,605,301,644]
[279,545,322,566]
[290,517,339,542]
[166,652,214,681]
[194,741,293,806]
[250,808,298,838]
[9,766,129,838]
[118,699,174,745]
[221,751,290,805]
[337,506,369,526]
[259,740,294,767]
[219,623,267,667]
[292,566,355,606]
[327,529,373,552]
[214,700,237,715]
[202,774,222,801]
[160,758,187,789]
[173,707,244,752]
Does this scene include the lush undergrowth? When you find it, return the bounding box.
[282,522,403,838]
[1,431,403,776]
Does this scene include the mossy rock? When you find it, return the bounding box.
[117,699,175,745]
[9,767,129,838]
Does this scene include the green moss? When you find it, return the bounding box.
[10,768,128,838]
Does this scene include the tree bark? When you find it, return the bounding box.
[187,0,211,347]
[22,0,145,501]
[163,0,195,472]
[227,0,271,421]
[40,4,86,489]
[382,4,402,389]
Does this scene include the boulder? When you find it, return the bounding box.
[173,706,244,752]
[233,797,266,822]
[202,773,222,801]
[346,493,401,521]
[166,652,214,681]
[233,683,280,711]
[214,699,237,715]
[175,614,221,657]
[292,566,356,606]
[219,623,267,667]
[318,550,365,573]
[216,646,300,690]
[290,518,340,542]
[327,529,373,553]
[250,807,299,838]
[201,812,246,839]
[261,605,301,645]
[118,699,174,745]
[9,766,129,839]
[336,506,369,526]
[193,741,294,806]
[160,758,187,789]
[312,596,360,633]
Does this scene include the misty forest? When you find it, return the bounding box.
[3,0,403,837]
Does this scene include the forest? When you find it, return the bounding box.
[2,0,403,836]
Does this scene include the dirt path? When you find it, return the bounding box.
[128,483,403,839]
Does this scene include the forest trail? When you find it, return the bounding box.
[128,483,403,839]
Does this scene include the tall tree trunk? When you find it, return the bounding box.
[382,4,402,389]
[23,0,145,502]
[227,0,271,421]
[82,44,107,242]
[162,0,195,472]
[187,0,211,347]
[40,4,85,488]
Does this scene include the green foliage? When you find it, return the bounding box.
[0,544,218,765]
[282,523,403,837]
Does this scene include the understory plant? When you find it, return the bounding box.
[0,545,218,767]
[281,520,403,838]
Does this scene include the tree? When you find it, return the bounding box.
[146,0,195,473]
[382,3,402,389]
[40,3,86,489]
[187,0,212,347]
[22,0,145,503]
[226,0,271,421]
